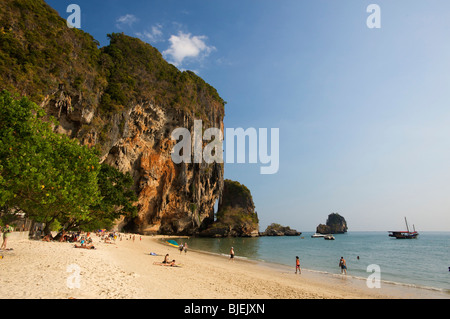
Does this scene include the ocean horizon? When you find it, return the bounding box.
[169,231,450,295]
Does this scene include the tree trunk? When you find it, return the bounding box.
[28,219,36,239]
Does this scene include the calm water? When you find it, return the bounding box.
[170,231,450,292]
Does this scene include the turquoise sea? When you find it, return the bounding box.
[170,231,450,294]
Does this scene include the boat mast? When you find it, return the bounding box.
[405,217,410,233]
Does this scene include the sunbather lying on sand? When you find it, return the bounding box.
[153,260,180,267]
[74,244,96,249]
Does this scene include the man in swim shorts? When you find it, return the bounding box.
[339,257,347,275]
[229,247,234,262]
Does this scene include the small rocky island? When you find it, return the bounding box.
[260,223,302,236]
[316,213,348,234]
[199,180,259,237]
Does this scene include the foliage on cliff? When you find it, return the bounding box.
[199,180,259,237]
[0,0,103,104]
[100,33,225,119]
[0,0,225,123]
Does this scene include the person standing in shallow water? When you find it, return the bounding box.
[229,247,235,262]
[339,257,347,275]
[295,256,301,274]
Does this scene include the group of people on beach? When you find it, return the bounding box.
[228,247,348,276]
[35,228,145,250]
[99,231,141,243]
[152,253,179,267]
[178,242,188,254]
[40,230,96,249]
[5,222,353,277]
[294,256,348,275]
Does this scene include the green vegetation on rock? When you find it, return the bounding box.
[200,179,259,237]
[0,0,225,122]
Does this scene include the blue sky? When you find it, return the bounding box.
[46,0,450,231]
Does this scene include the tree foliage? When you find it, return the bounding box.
[0,90,137,232]
[87,163,138,230]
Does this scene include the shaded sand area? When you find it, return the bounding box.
[0,232,448,299]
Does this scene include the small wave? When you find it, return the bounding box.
[302,267,449,294]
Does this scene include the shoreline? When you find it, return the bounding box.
[1,232,448,299]
[159,238,450,299]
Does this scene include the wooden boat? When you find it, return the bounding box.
[388,217,419,239]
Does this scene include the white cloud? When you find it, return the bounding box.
[163,31,216,67]
[135,24,163,43]
[116,14,139,29]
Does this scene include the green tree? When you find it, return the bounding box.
[0,90,101,233]
[77,163,138,231]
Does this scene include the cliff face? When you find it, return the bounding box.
[316,213,348,234]
[100,102,224,235]
[0,0,225,235]
[199,180,259,237]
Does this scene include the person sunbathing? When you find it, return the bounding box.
[74,243,96,249]
[153,259,179,267]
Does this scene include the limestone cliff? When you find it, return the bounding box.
[0,0,225,235]
[316,213,348,234]
[199,180,259,237]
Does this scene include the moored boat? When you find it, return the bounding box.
[311,233,325,238]
[324,235,335,240]
[388,217,419,239]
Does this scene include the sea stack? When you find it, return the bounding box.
[199,179,259,237]
[316,213,348,234]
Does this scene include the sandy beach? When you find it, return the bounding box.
[0,232,447,299]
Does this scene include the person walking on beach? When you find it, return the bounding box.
[339,257,347,275]
[184,242,188,254]
[179,243,184,254]
[229,247,235,262]
[1,224,13,250]
[295,256,301,274]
